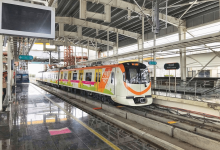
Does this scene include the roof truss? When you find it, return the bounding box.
[56,17,141,39]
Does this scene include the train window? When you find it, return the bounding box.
[140,69,150,83]
[123,73,125,82]
[73,73,77,80]
[64,73,67,80]
[86,72,92,81]
[111,72,114,84]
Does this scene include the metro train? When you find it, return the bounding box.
[36,62,152,106]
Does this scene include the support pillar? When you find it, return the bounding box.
[142,16,144,62]
[96,41,98,59]
[77,26,82,39]
[81,46,83,62]
[75,46,77,65]
[0,35,3,111]
[137,38,143,63]
[107,30,109,57]
[7,40,11,102]
[98,51,101,58]
[113,32,119,63]
[49,51,52,65]
[138,16,144,63]
[179,26,186,84]
[87,41,89,60]
[96,29,98,59]
[153,34,157,88]
[58,46,60,64]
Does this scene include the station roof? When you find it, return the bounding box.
[54,0,219,50]
[9,0,220,62]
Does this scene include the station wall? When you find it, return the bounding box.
[147,53,220,78]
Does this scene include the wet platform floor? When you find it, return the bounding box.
[0,84,157,150]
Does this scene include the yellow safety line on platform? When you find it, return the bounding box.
[168,121,177,124]
[31,84,121,150]
[116,106,124,108]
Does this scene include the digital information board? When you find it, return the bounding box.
[0,0,55,39]
[164,63,180,70]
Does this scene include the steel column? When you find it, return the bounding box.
[96,30,98,59]
[96,42,98,59]
[138,38,143,63]
[107,31,109,57]
[141,16,144,63]
[49,51,52,65]
[0,35,3,111]
[87,41,89,60]
[116,32,119,63]
[179,26,186,84]
[7,40,11,101]
[113,32,119,63]
[81,46,83,62]
[75,46,77,65]
[58,46,60,64]
[153,34,157,88]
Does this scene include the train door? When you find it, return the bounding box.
[68,71,72,86]
[68,71,71,81]
[78,70,84,88]
[60,72,63,81]
[95,69,102,92]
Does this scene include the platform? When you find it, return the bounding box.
[0,84,155,150]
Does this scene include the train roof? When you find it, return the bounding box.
[43,62,147,73]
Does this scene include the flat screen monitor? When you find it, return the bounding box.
[0,0,55,39]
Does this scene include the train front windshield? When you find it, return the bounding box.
[124,63,150,84]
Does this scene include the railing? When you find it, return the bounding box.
[151,79,220,101]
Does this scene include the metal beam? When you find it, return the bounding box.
[56,31,115,46]
[30,0,48,6]
[55,17,141,39]
[0,35,3,111]
[36,39,99,51]
[78,31,220,64]
[85,0,184,27]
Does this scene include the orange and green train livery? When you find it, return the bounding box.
[36,62,152,106]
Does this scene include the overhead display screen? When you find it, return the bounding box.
[2,3,51,34]
[0,0,55,39]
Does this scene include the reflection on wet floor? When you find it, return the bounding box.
[0,84,158,150]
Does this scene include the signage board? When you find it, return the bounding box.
[0,0,55,39]
[16,74,22,83]
[164,63,180,70]
[148,61,157,65]
[19,55,33,61]
[22,74,29,83]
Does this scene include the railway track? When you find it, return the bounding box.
[34,81,220,150]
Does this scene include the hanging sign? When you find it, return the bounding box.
[148,61,157,65]
[19,55,33,61]
[164,63,180,70]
